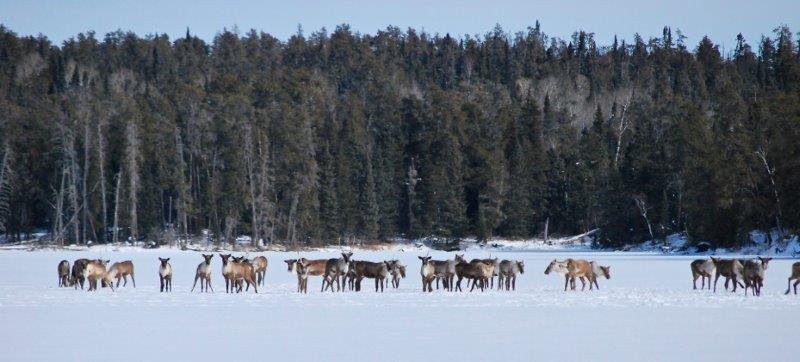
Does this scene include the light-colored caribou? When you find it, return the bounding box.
[418,256,436,292]
[191,254,214,292]
[388,260,406,288]
[251,256,268,286]
[470,258,500,289]
[158,257,172,292]
[544,258,607,291]
[107,260,136,288]
[84,259,114,292]
[690,259,716,290]
[220,254,258,293]
[431,257,457,291]
[587,262,611,290]
[286,258,328,292]
[322,252,353,292]
[232,256,258,292]
[498,260,524,291]
[544,259,571,291]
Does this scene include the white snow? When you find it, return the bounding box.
[0,249,798,361]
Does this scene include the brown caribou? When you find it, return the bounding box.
[71,258,90,289]
[710,257,744,292]
[742,257,771,296]
[786,262,800,295]
[454,255,493,292]
[57,260,70,287]
[350,260,392,292]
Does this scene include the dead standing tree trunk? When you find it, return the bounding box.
[112,171,122,244]
[61,128,82,245]
[81,120,91,243]
[406,157,418,234]
[52,167,67,247]
[633,194,655,242]
[257,135,275,246]
[173,128,189,240]
[125,119,140,241]
[612,93,634,169]
[243,124,260,248]
[96,120,108,242]
[0,143,14,237]
[755,147,783,243]
[286,192,299,250]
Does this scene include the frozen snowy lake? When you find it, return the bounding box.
[0,249,797,361]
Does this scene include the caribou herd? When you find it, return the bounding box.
[688,256,793,296]
[53,253,800,296]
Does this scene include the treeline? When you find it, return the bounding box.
[0,23,799,248]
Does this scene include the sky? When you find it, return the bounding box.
[1,0,798,52]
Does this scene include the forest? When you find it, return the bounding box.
[0,23,798,248]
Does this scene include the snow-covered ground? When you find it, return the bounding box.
[1,249,797,361]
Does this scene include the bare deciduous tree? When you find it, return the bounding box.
[112,171,122,244]
[125,117,140,240]
[755,147,783,242]
[96,117,108,242]
[0,143,15,236]
[612,93,634,169]
[633,194,655,242]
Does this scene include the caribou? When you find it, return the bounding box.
[470,258,500,289]
[71,258,90,290]
[84,259,114,292]
[690,259,715,290]
[498,260,524,291]
[295,258,311,293]
[431,257,458,291]
[107,260,136,288]
[251,256,268,286]
[544,259,571,291]
[742,257,771,296]
[389,260,406,288]
[158,258,172,292]
[454,255,493,292]
[786,262,800,295]
[232,256,258,292]
[588,262,610,290]
[418,256,436,292]
[57,260,70,287]
[710,258,744,293]
[287,258,329,292]
[191,254,214,292]
[322,252,353,292]
[350,260,392,292]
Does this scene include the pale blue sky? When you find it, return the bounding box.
[1,0,797,51]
